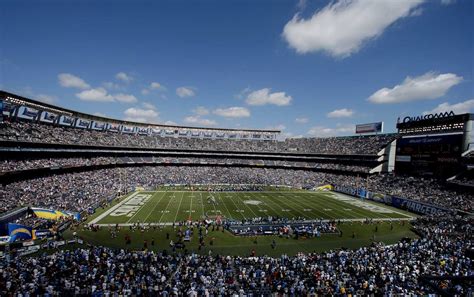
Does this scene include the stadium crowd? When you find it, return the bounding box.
[1,166,472,215]
[0,121,395,155]
[0,156,372,173]
[368,174,473,213]
[0,215,471,295]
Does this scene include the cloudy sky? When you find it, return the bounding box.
[1,0,472,137]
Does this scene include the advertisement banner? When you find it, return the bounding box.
[59,115,74,126]
[31,207,80,221]
[356,122,383,134]
[390,196,451,215]
[8,223,33,242]
[40,111,57,123]
[18,106,38,120]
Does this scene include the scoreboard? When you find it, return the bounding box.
[395,133,464,177]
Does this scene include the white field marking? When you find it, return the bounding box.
[160,210,171,213]
[331,192,415,218]
[301,191,363,219]
[207,210,222,214]
[243,200,263,205]
[282,209,291,212]
[199,192,205,217]
[124,193,155,223]
[158,192,175,224]
[92,216,415,227]
[142,192,168,223]
[235,209,245,213]
[281,192,334,218]
[226,193,248,220]
[183,210,196,213]
[276,198,310,219]
[254,193,290,218]
[344,208,352,211]
[89,191,141,225]
[216,192,233,219]
[234,194,259,218]
[187,192,195,221]
[324,209,333,211]
[293,193,340,220]
[303,209,312,212]
[173,192,185,222]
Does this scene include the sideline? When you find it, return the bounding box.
[92,217,414,227]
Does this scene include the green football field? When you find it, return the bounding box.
[90,190,415,226]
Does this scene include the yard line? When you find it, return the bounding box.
[199,192,205,218]
[188,192,193,221]
[173,191,185,222]
[270,194,313,219]
[158,192,175,224]
[293,193,342,219]
[288,192,355,219]
[249,192,286,218]
[313,192,380,219]
[215,192,234,220]
[142,191,167,223]
[233,193,260,218]
[224,193,247,220]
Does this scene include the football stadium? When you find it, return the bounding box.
[1,1,473,296]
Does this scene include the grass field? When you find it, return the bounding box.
[67,190,417,256]
[90,190,415,226]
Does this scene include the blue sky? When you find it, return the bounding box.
[1,0,473,137]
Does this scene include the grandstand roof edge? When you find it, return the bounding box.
[0,90,280,134]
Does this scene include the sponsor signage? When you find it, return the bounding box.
[391,196,451,215]
[355,122,383,134]
[401,111,455,123]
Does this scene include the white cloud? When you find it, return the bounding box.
[93,112,107,117]
[164,120,178,126]
[76,88,114,102]
[441,0,455,5]
[142,102,156,110]
[213,107,250,118]
[116,72,133,82]
[142,82,165,95]
[282,0,424,57]
[245,88,292,106]
[327,108,354,118]
[123,107,160,123]
[102,81,121,90]
[150,82,163,90]
[176,86,196,98]
[114,93,138,103]
[266,124,286,130]
[76,87,138,103]
[295,117,309,124]
[183,115,217,126]
[36,94,56,104]
[58,73,90,89]
[423,99,474,115]
[235,87,251,99]
[308,124,355,137]
[368,72,463,104]
[193,106,210,116]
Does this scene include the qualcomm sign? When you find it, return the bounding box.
[402,111,455,123]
